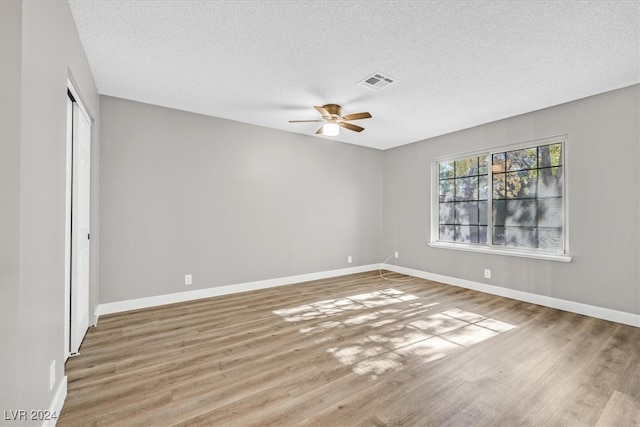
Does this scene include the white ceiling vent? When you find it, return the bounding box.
[358,72,396,91]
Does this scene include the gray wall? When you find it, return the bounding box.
[99,96,384,303]
[383,85,640,315]
[0,0,100,423]
[1,0,24,416]
[1,1,636,421]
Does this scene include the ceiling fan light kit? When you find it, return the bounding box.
[289,104,372,137]
[322,122,340,136]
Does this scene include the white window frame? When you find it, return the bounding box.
[428,135,571,262]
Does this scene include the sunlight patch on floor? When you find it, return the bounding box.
[272,289,420,322]
[273,288,516,379]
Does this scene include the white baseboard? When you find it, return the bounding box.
[383,263,640,328]
[44,376,67,427]
[94,263,639,328]
[95,264,382,319]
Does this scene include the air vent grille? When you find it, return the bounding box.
[358,72,395,91]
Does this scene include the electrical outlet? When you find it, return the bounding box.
[394,251,399,259]
[347,255,353,264]
[185,274,192,285]
[484,269,491,279]
[49,360,56,391]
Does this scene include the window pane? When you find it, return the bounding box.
[469,226,479,244]
[493,173,506,199]
[439,225,456,242]
[455,201,479,225]
[493,226,505,245]
[439,179,455,202]
[458,225,479,243]
[507,147,537,171]
[479,201,487,225]
[479,155,488,174]
[538,144,562,168]
[493,199,507,226]
[537,198,562,228]
[455,177,478,201]
[538,228,562,250]
[439,202,455,224]
[439,161,454,179]
[479,175,488,200]
[492,153,506,173]
[538,167,562,198]
[479,226,488,244]
[455,158,478,177]
[506,170,538,199]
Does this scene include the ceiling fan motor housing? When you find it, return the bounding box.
[322,104,342,118]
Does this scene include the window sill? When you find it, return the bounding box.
[427,242,572,262]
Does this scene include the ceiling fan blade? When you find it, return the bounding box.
[343,112,372,121]
[315,126,324,135]
[289,119,323,123]
[339,122,365,133]
[314,105,331,118]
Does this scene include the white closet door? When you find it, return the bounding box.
[70,102,91,354]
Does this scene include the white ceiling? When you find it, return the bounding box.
[68,1,639,150]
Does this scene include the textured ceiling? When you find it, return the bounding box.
[68,1,639,150]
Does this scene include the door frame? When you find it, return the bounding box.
[65,80,92,359]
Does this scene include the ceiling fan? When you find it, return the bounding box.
[289,104,372,136]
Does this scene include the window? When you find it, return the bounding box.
[438,155,489,244]
[432,136,568,260]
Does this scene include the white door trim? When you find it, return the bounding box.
[65,79,92,357]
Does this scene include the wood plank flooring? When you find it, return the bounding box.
[59,271,640,426]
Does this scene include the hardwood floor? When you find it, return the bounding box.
[59,271,640,426]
